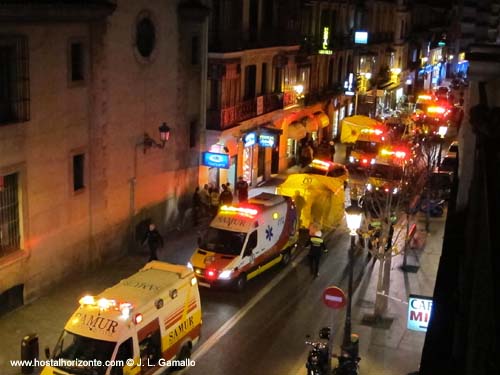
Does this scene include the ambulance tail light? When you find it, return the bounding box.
[205,268,218,280]
[133,313,143,325]
[394,151,406,159]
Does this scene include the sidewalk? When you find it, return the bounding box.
[347,213,445,375]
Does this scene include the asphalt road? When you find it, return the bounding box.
[180,225,374,375]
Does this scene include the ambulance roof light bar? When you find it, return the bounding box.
[219,205,258,218]
[360,128,383,135]
[311,159,331,170]
[79,295,134,318]
[427,106,446,114]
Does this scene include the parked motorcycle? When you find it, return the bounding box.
[305,327,331,375]
[419,198,445,217]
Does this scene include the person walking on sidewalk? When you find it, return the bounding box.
[219,184,233,205]
[142,223,164,261]
[192,187,202,226]
[307,230,326,277]
[236,176,249,203]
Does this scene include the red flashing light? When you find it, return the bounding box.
[362,159,368,164]
[219,205,258,218]
[205,269,218,280]
[394,151,406,159]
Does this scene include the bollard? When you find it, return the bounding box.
[20,333,39,374]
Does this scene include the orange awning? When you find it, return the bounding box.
[287,121,307,140]
[314,111,330,128]
[301,116,319,132]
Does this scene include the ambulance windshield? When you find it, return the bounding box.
[52,330,116,375]
[200,227,246,255]
[354,140,379,154]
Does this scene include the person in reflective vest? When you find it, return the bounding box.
[308,230,326,278]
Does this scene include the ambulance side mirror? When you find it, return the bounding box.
[44,346,50,359]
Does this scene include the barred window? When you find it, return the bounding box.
[0,173,21,256]
[0,35,29,125]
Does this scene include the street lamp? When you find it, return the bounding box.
[143,122,171,154]
[343,203,363,351]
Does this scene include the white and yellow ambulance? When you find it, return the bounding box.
[189,192,299,290]
[41,261,201,375]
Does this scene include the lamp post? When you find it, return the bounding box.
[143,122,171,153]
[437,125,448,165]
[343,203,363,350]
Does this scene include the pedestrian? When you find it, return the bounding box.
[307,230,326,277]
[293,190,306,228]
[300,142,314,167]
[199,184,210,216]
[329,140,336,162]
[219,184,233,205]
[209,187,220,216]
[142,223,164,262]
[236,176,249,203]
[192,187,202,226]
[226,182,233,194]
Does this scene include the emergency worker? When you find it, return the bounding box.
[307,230,326,277]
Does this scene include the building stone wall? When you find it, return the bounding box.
[0,0,205,303]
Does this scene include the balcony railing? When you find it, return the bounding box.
[207,93,284,130]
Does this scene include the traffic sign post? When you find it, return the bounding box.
[322,286,347,309]
[322,286,347,372]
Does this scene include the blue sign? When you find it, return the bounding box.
[202,152,230,169]
[259,134,276,148]
[354,31,368,44]
[407,294,433,332]
[244,132,256,147]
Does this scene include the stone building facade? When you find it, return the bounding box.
[0,0,208,310]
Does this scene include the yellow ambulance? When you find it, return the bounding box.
[190,192,299,291]
[41,261,201,375]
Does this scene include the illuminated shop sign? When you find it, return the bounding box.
[407,294,433,332]
[258,134,276,148]
[319,27,333,55]
[201,152,230,169]
[354,31,368,44]
[244,132,256,147]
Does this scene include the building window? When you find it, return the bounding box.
[136,16,156,58]
[191,35,200,65]
[273,67,283,93]
[73,154,85,191]
[0,173,20,256]
[261,63,268,94]
[0,35,29,125]
[189,120,197,148]
[70,42,85,82]
[244,65,256,99]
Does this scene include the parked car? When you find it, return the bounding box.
[428,170,453,200]
[447,141,459,158]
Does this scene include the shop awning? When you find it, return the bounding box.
[301,116,319,133]
[288,121,307,140]
[314,111,330,128]
[378,81,400,91]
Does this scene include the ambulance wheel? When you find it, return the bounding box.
[235,273,247,292]
[170,344,191,372]
[281,250,291,266]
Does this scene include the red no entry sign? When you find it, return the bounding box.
[322,286,347,309]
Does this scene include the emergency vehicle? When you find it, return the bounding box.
[41,261,201,375]
[348,128,387,167]
[189,192,298,291]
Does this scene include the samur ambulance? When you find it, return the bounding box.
[41,261,201,375]
[189,192,298,290]
[348,128,387,168]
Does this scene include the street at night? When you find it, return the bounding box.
[1,0,499,374]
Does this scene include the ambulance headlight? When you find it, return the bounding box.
[366,183,372,191]
[187,262,194,270]
[218,270,232,280]
[349,156,355,163]
[370,158,376,165]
